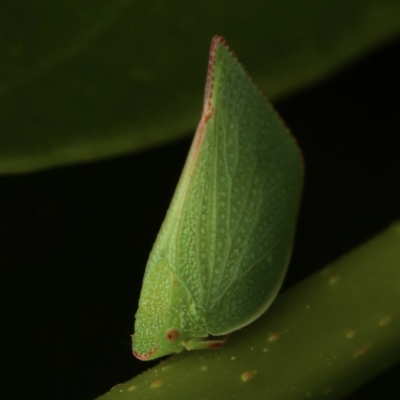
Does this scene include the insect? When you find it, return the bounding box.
[132,36,303,360]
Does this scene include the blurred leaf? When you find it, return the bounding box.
[1,0,400,173]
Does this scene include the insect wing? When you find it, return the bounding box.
[139,37,303,337]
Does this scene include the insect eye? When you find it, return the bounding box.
[165,328,180,343]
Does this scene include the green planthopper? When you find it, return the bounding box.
[132,36,303,361]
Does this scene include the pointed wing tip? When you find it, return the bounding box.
[210,35,236,56]
[204,36,234,107]
[210,35,228,50]
[209,36,305,174]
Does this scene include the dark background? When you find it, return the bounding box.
[1,37,399,399]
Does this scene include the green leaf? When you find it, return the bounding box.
[96,222,400,399]
[2,0,400,173]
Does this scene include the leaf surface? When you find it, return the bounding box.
[2,0,400,173]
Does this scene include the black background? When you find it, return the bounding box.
[1,37,400,400]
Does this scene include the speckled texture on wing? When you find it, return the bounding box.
[144,38,303,335]
[133,261,171,358]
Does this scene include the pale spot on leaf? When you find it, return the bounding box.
[346,330,356,339]
[268,332,280,342]
[329,275,341,284]
[241,370,257,382]
[379,316,391,326]
[353,346,369,358]
[151,380,163,388]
